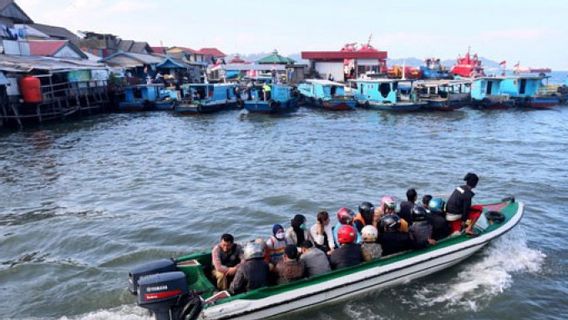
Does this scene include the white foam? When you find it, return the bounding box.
[412,227,546,312]
[57,305,152,320]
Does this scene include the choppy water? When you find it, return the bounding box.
[1,107,567,320]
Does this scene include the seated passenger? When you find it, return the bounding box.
[310,210,335,255]
[422,194,433,210]
[409,205,437,249]
[266,224,288,266]
[378,196,409,233]
[212,233,244,290]
[286,214,313,248]
[332,207,362,248]
[378,215,412,256]
[330,225,363,269]
[428,197,451,240]
[229,242,269,294]
[353,202,375,233]
[361,225,382,261]
[275,245,305,284]
[299,240,331,277]
[399,188,418,226]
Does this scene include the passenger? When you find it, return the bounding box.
[309,210,335,255]
[428,197,451,240]
[399,188,418,225]
[409,205,437,249]
[422,194,433,210]
[254,237,270,264]
[286,214,313,248]
[330,225,363,269]
[299,240,331,277]
[353,202,375,233]
[275,245,305,284]
[229,242,269,294]
[266,224,288,266]
[262,83,271,101]
[378,215,412,256]
[332,207,361,248]
[446,173,481,236]
[211,233,244,290]
[377,196,409,233]
[360,225,382,261]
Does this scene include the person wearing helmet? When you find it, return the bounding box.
[330,225,363,269]
[428,197,451,240]
[229,241,269,294]
[275,245,305,284]
[286,214,313,248]
[409,205,437,249]
[212,233,244,290]
[300,240,331,277]
[332,207,362,248]
[310,210,335,255]
[399,188,418,226]
[361,225,382,261]
[378,215,412,256]
[446,173,481,236]
[266,224,288,266]
[375,196,410,233]
[353,202,375,233]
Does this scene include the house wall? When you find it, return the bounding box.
[54,46,83,59]
[314,62,343,82]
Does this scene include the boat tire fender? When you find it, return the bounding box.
[485,211,505,224]
[269,100,280,109]
[178,293,203,320]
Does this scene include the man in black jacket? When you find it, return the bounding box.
[446,173,480,236]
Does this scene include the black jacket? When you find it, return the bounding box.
[330,243,363,269]
[446,185,475,221]
[379,232,412,256]
[229,258,269,294]
[399,201,415,225]
[409,221,433,249]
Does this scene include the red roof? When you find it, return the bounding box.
[28,40,67,56]
[150,46,167,54]
[198,48,225,57]
[301,50,388,61]
[229,55,247,63]
[170,47,197,54]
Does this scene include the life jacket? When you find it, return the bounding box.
[353,213,368,230]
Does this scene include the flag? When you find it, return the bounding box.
[499,60,507,66]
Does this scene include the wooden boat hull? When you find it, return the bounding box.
[472,97,516,110]
[517,96,561,109]
[360,101,427,112]
[118,101,154,112]
[175,102,235,114]
[154,100,176,111]
[422,98,466,111]
[243,99,298,114]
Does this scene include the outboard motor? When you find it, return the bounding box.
[137,271,203,320]
[128,259,177,295]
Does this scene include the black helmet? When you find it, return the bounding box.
[380,214,400,233]
[412,205,428,222]
[358,201,374,219]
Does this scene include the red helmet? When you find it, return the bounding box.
[337,224,357,245]
[336,207,355,225]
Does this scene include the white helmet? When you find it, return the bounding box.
[361,225,378,242]
[243,242,264,260]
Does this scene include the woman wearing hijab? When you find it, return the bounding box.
[286,214,313,248]
[266,224,288,266]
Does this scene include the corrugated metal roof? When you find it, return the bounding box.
[0,55,106,73]
[0,0,33,23]
[101,51,164,67]
[28,23,80,41]
[28,40,66,56]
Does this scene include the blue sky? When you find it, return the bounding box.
[17,0,568,69]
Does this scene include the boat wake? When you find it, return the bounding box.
[409,227,545,313]
[57,305,152,320]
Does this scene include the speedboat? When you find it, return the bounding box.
[128,197,523,320]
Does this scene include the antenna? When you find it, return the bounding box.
[367,33,373,46]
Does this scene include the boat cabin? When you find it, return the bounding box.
[246,84,294,102]
[416,80,471,98]
[500,76,545,98]
[471,77,507,101]
[123,84,164,103]
[351,79,413,103]
[298,79,347,100]
[182,83,238,102]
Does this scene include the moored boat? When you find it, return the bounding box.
[450,50,485,78]
[175,84,239,114]
[298,79,357,111]
[243,84,299,114]
[352,79,426,111]
[415,79,472,111]
[128,197,523,320]
[471,77,516,110]
[420,57,452,79]
[500,75,561,109]
[119,84,176,112]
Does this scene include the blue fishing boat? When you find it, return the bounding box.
[351,79,426,112]
[175,84,239,114]
[500,75,561,109]
[471,77,515,110]
[415,79,471,111]
[243,84,299,114]
[420,58,452,79]
[298,79,357,111]
[119,84,176,112]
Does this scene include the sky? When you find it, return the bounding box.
[16,0,568,69]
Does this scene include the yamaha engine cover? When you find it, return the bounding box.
[128,259,176,295]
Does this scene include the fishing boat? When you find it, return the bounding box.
[175,84,239,114]
[128,197,523,320]
[415,79,472,111]
[471,77,516,110]
[351,79,426,112]
[119,84,176,112]
[419,58,452,79]
[242,84,299,114]
[500,75,561,109]
[297,79,357,111]
[450,50,485,78]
